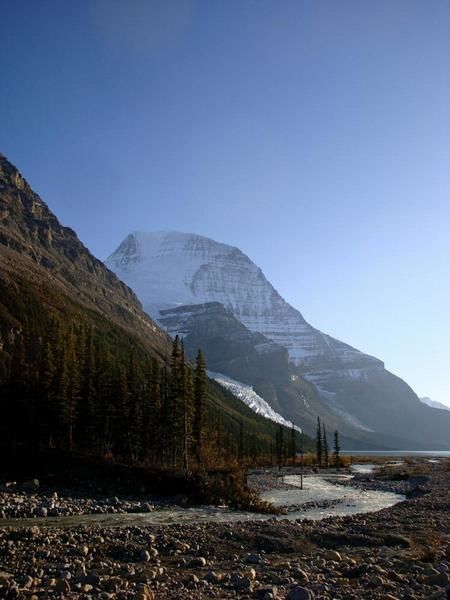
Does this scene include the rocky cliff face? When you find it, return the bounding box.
[0,155,168,355]
[107,231,450,449]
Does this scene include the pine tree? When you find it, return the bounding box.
[316,416,322,467]
[97,354,116,456]
[145,358,161,462]
[322,423,329,468]
[181,347,193,476]
[56,330,80,451]
[166,339,179,467]
[333,430,341,470]
[193,349,207,467]
[276,424,284,470]
[115,366,130,457]
[39,339,57,448]
[79,324,97,448]
[159,363,170,466]
[127,348,143,462]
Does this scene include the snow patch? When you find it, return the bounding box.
[208,371,301,433]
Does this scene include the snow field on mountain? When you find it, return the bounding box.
[208,371,302,432]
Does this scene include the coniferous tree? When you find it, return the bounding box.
[0,290,305,469]
[98,353,116,455]
[193,349,207,467]
[169,336,183,468]
[182,355,193,476]
[333,430,341,470]
[79,325,97,448]
[127,348,143,462]
[115,365,130,457]
[159,363,170,466]
[316,416,322,467]
[144,358,161,461]
[276,424,284,470]
[56,329,80,451]
[38,339,57,448]
[322,423,329,468]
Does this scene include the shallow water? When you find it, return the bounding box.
[350,463,376,474]
[262,473,403,518]
[344,450,450,457]
[0,472,404,529]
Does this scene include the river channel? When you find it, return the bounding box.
[1,466,405,529]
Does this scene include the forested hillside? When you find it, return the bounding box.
[0,154,310,470]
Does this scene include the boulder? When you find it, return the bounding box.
[324,550,341,562]
[286,585,314,600]
[190,556,207,568]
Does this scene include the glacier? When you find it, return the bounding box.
[208,371,301,433]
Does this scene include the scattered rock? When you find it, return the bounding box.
[286,585,314,600]
[33,506,47,517]
[139,550,151,562]
[246,552,263,564]
[190,557,207,568]
[324,550,341,562]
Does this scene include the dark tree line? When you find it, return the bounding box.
[315,416,340,468]
[0,314,213,471]
[0,301,301,471]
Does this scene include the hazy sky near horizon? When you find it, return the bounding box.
[1,1,449,407]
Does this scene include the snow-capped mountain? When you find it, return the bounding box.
[106,231,450,450]
[107,231,380,374]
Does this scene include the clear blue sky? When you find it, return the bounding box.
[1,1,449,406]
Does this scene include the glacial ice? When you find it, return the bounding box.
[208,371,302,433]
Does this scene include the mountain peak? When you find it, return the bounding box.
[106,229,450,450]
[106,230,377,371]
[106,229,279,321]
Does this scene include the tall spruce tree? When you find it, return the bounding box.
[333,430,341,470]
[276,424,284,470]
[316,416,322,467]
[193,349,207,466]
[322,423,329,467]
[181,343,193,475]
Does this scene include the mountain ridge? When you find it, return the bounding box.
[106,230,450,450]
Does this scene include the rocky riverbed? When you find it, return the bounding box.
[0,482,161,520]
[0,459,449,599]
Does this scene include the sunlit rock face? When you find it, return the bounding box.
[106,231,450,449]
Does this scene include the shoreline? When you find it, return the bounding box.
[0,461,397,522]
[0,458,449,599]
